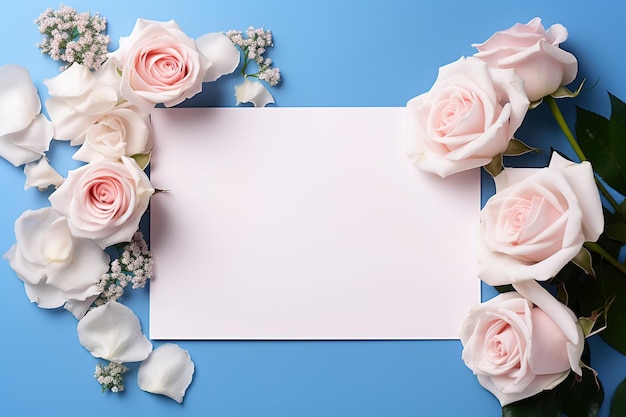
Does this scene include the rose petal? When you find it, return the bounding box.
[196,32,241,82]
[235,79,274,107]
[137,343,195,403]
[24,157,65,191]
[77,301,152,363]
[0,65,41,136]
[0,114,54,166]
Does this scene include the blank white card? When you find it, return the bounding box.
[149,107,480,340]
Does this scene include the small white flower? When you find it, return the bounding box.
[235,78,275,107]
[138,343,195,403]
[77,301,152,363]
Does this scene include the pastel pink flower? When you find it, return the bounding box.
[460,291,584,406]
[49,156,154,248]
[472,17,578,102]
[478,152,603,285]
[406,56,529,177]
[108,19,239,112]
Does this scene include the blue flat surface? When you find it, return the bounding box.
[1,1,625,416]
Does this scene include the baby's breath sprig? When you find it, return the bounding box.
[92,231,153,308]
[94,362,129,393]
[34,4,110,71]
[227,26,281,87]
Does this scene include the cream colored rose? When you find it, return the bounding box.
[3,207,109,309]
[460,291,584,406]
[406,56,529,178]
[72,102,152,163]
[472,17,578,102]
[478,152,603,286]
[49,156,154,248]
[108,19,239,111]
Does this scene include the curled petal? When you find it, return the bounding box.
[138,343,195,403]
[24,157,65,191]
[0,65,41,136]
[0,114,54,166]
[235,79,274,107]
[196,32,241,82]
[77,301,152,363]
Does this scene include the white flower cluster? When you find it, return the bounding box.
[94,362,129,393]
[35,4,110,70]
[93,231,153,307]
[227,26,281,86]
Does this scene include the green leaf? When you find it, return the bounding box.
[611,378,626,417]
[554,368,604,417]
[551,79,586,99]
[571,247,596,278]
[130,152,151,170]
[579,262,626,355]
[555,367,604,417]
[502,391,560,417]
[484,154,504,177]
[576,93,626,196]
[503,138,541,157]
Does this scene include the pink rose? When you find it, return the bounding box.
[49,156,154,248]
[478,152,603,286]
[460,291,584,406]
[406,56,529,178]
[472,17,578,102]
[108,19,240,111]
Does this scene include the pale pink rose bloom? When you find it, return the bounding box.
[460,291,584,406]
[3,207,109,309]
[478,152,603,285]
[0,65,54,166]
[473,17,578,102]
[49,156,154,248]
[406,56,529,177]
[108,19,239,112]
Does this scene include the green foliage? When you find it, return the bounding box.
[576,93,626,197]
[611,379,626,417]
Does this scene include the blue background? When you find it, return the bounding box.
[1,1,625,416]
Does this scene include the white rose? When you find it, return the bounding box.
[72,102,152,163]
[3,207,109,308]
[478,152,604,285]
[406,56,529,178]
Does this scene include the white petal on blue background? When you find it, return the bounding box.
[137,343,195,403]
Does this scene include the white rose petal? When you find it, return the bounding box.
[0,65,41,136]
[3,208,108,309]
[0,65,54,166]
[77,301,152,363]
[44,62,119,143]
[235,79,275,107]
[138,343,195,403]
[196,32,241,82]
[24,157,65,191]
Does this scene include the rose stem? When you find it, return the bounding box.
[545,96,624,219]
[546,96,626,276]
[584,242,626,276]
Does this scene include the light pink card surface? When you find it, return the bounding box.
[149,107,480,340]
